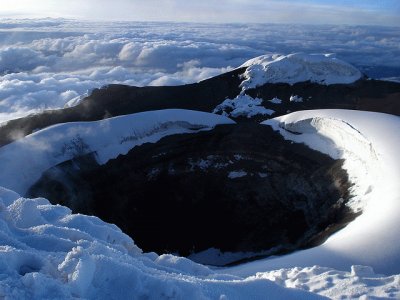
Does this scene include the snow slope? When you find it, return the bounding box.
[225,110,400,277]
[240,53,363,89]
[0,109,235,195]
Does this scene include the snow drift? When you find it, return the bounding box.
[0,187,322,299]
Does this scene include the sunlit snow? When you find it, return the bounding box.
[240,53,363,89]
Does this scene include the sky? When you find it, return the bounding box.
[1,0,399,26]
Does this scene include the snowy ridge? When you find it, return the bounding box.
[275,115,380,211]
[0,109,235,195]
[240,53,363,89]
[225,110,400,276]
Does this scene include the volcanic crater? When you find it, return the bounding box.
[7,55,398,265]
[27,122,357,265]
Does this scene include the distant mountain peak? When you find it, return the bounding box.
[240,53,363,88]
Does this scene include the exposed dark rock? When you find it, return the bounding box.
[28,123,356,264]
[246,79,400,118]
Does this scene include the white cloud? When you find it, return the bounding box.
[0,19,399,123]
[118,42,141,61]
[0,47,52,73]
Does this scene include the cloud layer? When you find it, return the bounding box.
[0,19,399,123]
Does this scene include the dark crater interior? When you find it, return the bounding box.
[27,123,357,265]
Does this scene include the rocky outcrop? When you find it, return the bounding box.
[246,79,400,118]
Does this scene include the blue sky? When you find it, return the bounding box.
[1,0,399,26]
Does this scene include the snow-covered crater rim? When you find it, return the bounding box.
[0,109,236,195]
[263,113,380,213]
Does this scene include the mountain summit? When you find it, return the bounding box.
[240,53,363,88]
